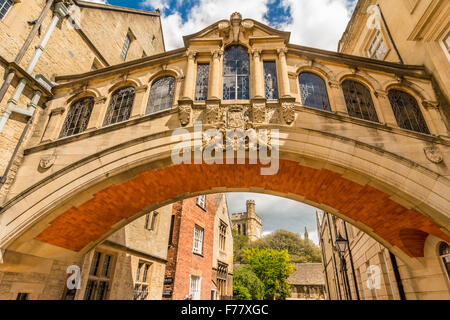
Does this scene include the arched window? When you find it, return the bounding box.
[388,89,430,134]
[223,45,250,100]
[299,72,331,111]
[439,242,450,281]
[103,86,136,126]
[60,97,94,138]
[146,76,176,115]
[342,80,379,122]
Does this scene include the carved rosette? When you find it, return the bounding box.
[424,147,444,164]
[39,154,56,170]
[281,100,295,125]
[178,105,191,126]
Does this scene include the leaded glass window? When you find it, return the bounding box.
[0,0,13,20]
[60,97,94,138]
[388,89,430,134]
[367,31,388,60]
[121,34,131,61]
[195,63,209,101]
[439,242,450,281]
[299,72,331,111]
[146,76,176,115]
[264,61,278,100]
[103,86,135,126]
[342,80,379,122]
[223,45,250,100]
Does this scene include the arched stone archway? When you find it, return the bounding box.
[1,125,449,264]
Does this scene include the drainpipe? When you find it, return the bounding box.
[0,0,55,105]
[389,252,407,300]
[0,1,68,134]
[343,221,360,300]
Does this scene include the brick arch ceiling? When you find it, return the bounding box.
[34,160,450,257]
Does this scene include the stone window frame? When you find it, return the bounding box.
[298,71,332,112]
[219,219,227,251]
[222,45,251,101]
[144,211,159,232]
[442,30,450,57]
[102,86,136,127]
[366,30,389,61]
[134,261,152,300]
[120,29,136,61]
[0,0,14,21]
[59,96,95,138]
[84,250,117,300]
[341,79,380,123]
[387,88,430,135]
[146,75,176,115]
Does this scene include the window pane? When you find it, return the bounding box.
[136,263,143,282]
[60,97,94,138]
[388,89,429,134]
[103,86,135,126]
[342,80,379,122]
[223,45,250,100]
[0,0,13,20]
[299,72,331,111]
[146,76,176,114]
[90,251,101,276]
[96,281,109,300]
[121,35,131,60]
[264,61,279,100]
[101,254,113,278]
[195,64,209,101]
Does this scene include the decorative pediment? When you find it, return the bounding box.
[183,12,290,47]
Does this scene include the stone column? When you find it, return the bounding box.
[375,91,398,127]
[86,96,107,130]
[209,49,223,99]
[329,82,349,116]
[277,47,291,97]
[251,49,264,98]
[130,85,149,119]
[422,101,448,136]
[182,50,197,100]
[41,107,66,142]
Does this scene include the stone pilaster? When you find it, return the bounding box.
[86,96,107,130]
[328,81,349,116]
[41,107,66,142]
[277,47,291,97]
[130,85,149,119]
[251,49,264,98]
[209,49,223,99]
[182,50,197,100]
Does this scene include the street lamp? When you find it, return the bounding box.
[334,232,352,300]
[335,233,348,255]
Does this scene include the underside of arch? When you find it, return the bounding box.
[33,160,450,257]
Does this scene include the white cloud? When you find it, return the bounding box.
[140,0,355,51]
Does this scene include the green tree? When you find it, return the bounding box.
[233,265,265,300]
[232,230,249,263]
[233,285,251,300]
[242,248,295,300]
[247,229,322,263]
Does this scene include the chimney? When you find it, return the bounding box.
[246,200,255,217]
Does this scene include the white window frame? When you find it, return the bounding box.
[442,31,450,60]
[189,275,202,300]
[196,195,206,210]
[193,225,204,255]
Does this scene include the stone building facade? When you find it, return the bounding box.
[231,200,262,242]
[0,0,164,202]
[317,210,450,300]
[211,194,234,300]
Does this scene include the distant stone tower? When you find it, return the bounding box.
[231,200,262,241]
[304,227,309,241]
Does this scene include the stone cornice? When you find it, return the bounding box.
[287,43,431,79]
[53,48,186,89]
[74,0,161,17]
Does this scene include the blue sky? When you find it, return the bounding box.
[90,0,357,51]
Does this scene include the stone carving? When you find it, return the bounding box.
[205,103,221,124]
[424,147,443,164]
[178,103,191,126]
[218,12,254,43]
[267,107,281,124]
[252,102,266,124]
[39,154,56,170]
[281,101,295,124]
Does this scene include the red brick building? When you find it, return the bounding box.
[163,195,216,300]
